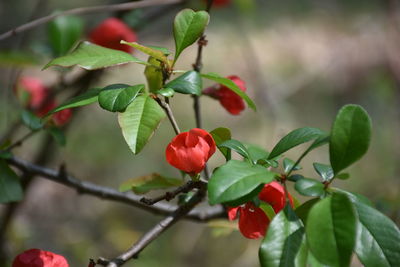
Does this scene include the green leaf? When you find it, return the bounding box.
[118,95,166,155]
[121,41,169,65]
[164,71,202,95]
[352,200,400,267]
[210,127,231,160]
[145,57,164,93]
[313,163,334,182]
[208,160,276,205]
[306,193,357,267]
[336,173,350,180]
[283,158,301,173]
[0,160,23,203]
[295,198,319,224]
[268,127,326,160]
[98,84,143,112]
[48,15,83,56]
[259,205,307,267]
[47,88,101,115]
[43,41,148,70]
[119,173,183,194]
[0,150,12,159]
[47,126,66,146]
[156,88,174,97]
[219,139,251,160]
[287,174,304,182]
[244,144,269,162]
[173,9,210,62]
[295,178,325,197]
[21,110,43,130]
[202,72,256,111]
[329,104,372,174]
[147,45,171,56]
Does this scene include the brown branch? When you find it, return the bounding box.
[155,97,181,135]
[97,186,207,266]
[5,155,225,222]
[140,180,204,205]
[0,0,184,41]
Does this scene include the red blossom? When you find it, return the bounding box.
[203,0,231,7]
[166,128,216,175]
[89,18,137,53]
[203,75,247,115]
[228,181,292,239]
[16,77,49,112]
[53,108,73,126]
[12,248,69,267]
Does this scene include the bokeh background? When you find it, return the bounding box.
[1,0,399,266]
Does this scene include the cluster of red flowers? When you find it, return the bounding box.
[15,77,72,126]
[12,249,69,267]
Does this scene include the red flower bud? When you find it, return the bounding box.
[53,108,72,126]
[166,128,216,175]
[203,75,247,115]
[89,18,137,53]
[228,202,270,239]
[258,181,293,213]
[12,248,69,267]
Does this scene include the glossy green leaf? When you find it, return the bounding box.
[121,41,169,64]
[119,173,183,194]
[208,160,276,205]
[145,57,163,93]
[295,178,325,197]
[219,139,251,160]
[98,84,143,112]
[164,71,202,95]
[295,198,319,224]
[329,104,372,174]
[47,88,101,115]
[21,110,43,130]
[210,127,231,160]
[283,158,301,173]
[0,160,23,203]
[306,193,357,267]
[259,205,307,267]
[202,72,256,111]
[268,127,326,160]
[47,126,66,146]
[44,41,148,70]
[156,88,175,97]
[336,173,350,180]
[118,95,166,155]
[287,174,304,182]
[313,163,334,182]
[245,144,269,162]
[173,9,210,62]
[351,199,400,267]
[48,15,83,56]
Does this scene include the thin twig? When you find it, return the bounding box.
[5,155,225,222]
[140,180,204,205]
[5,130,38,151]
[155,97,181,135]
[0,0,183,41]
[98,185,207,267]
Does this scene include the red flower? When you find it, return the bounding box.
[16,77,49,111]
[89,18,137,53]
[228,203,269,239]
[258,181,293,213]
[166,128,216,175]
[228,181,292,239]
[203,75,247,115]
[12,248,69,267]
[53,108,72,126]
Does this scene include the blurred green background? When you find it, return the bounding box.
[1,0,399,266]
